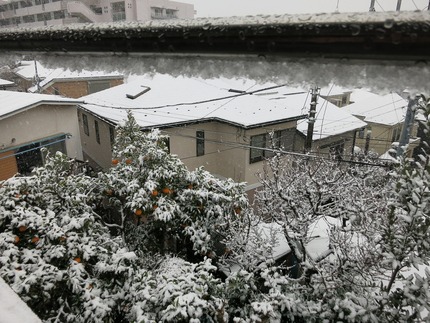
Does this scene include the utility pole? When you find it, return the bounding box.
[364,129,372,155]
[369,0,376,11]
[396,95,419,157]
[396,0,402,11]
[305,87,320,152]
[34,59,41,93]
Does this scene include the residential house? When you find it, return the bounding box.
[0,0,194,28]
[77,75,309,194]
[12,60,124,97]
[0,90,83,180]
[77,76,369,197]
[295,97,367,158]
[344,92,419,157]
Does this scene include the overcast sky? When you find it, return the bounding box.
[180,0,429,17]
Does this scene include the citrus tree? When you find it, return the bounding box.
[97,112,249,262]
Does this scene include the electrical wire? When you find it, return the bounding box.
[84,83,293,111]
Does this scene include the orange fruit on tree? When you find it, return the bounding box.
[151,190,158,197]
[125,159,132,165]
[162,187,171,194]
[187,184,193,189]
[152,204,158,210]
[73,257,82,263]
[31,236,40,244]
[105,189,113,196]
[112,159,119,165]
[234,207,242,215]
[18,225,27,232]
[135,209,143,216]
[14,236,20,244]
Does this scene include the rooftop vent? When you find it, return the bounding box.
[126,85,150,99]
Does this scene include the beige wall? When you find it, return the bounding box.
[79,110,114,170]
[0,104,83,161]
[353,123,418,156]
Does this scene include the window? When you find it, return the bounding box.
[196,131,204,156]
[22,15,35,23]
[53,10,65,19]
[250,130,294,163]
[250,133,266,163]
[95,120,100,144]
[88,81,110,94]
[358,128,365,139]
[82,113,89,136]
[111,1,126,22]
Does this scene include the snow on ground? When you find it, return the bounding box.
[0,277,41,323]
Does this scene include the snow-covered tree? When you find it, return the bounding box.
[97,112,249,261]
[0,152,145,322]
[243,96,430,321]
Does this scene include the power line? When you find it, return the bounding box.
[83,83,295,111]
[161,129,393,168]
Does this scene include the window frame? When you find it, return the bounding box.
[82,113,89,136]
[196,130,205,157]
[94,120,100,144]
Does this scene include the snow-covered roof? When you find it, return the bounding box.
[344,92,407,126]
[0,277,41,323]
[0,90,83,120]
[80,75,308,129]
[0,78,14,87]
[28,68,123,93]
[296,98,367,140]
[349,89,380,104]
[14,60,50,80]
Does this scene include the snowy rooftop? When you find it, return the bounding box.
[14,60,50,80]
[296,97,367,140]
[0,90,82,120]
[344,92,407,126]
[28,68,123,93]
[0,78,14,86]
[80,75,310,129]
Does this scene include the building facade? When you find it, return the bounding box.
[0,0,194,28]
[0,91,83,180]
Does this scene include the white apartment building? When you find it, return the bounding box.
[0,0,194,28]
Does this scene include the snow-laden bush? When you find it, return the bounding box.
[131,257,226,322]
[0,152,145,322]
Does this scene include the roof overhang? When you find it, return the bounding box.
[0,99,83,120]
[78,104,307,130]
